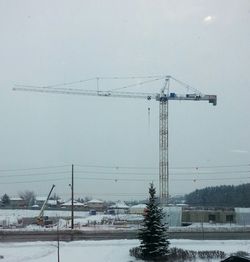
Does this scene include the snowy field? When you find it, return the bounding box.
[0,209,88,219]
[0,239,250,262]
[0,209,143,222]
[1,209,250,230]
[0,208,144,231]
[0,209,250,261]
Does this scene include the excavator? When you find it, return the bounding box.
[36,184,55,226]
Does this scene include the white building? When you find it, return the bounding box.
[162,206,182,227]
[61,200,86,208]
[9,197,25,207]
[87,199,105,210]
[235,208,250,225]
[129,204,147,214]
[35,197,58,207]
[109,201,129,214]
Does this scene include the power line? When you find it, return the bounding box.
[0,177,68,185]
[74,163,250,170]
[75,170,250,176]
[76,176,250,182]
[0,171,69,178]
[0,164,249,182]
[2,174,248,185]
[172,164,250,170]
[1,166,248,178]
[72,192,147,197]
[0,165,70,173]
[0,163,249,174]
[75,177,156,182]
[172,177,250,181]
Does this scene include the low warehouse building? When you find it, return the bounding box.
[182,208,235,224]
[162,206,182,227]
[235,208,250,225]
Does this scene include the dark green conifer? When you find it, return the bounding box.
[1,193,10,206]
[138,183,170,260]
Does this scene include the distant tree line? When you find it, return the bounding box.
[185,183,250,207]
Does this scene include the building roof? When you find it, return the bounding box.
[110,201,129,209]
[130,204,147,209]
[61,200,85,206]
[10,197,23,201]
[35,197,57,206]
[87,199,104,204]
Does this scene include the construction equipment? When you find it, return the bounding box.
[36,184,55,226]
[13,76,217,206]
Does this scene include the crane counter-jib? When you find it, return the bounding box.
[159,94,217,106]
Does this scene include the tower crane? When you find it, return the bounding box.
[13,76,217,206]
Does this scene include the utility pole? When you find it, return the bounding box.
[57,225,60,262]
[71,164,74,230]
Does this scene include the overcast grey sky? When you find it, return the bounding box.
[0,0,249,201]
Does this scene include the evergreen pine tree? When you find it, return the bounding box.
[138,183,170,260]
[1,193,10,206]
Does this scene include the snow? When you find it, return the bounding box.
[35,197,57,206]
[61,200,86,207]
[109,201,129,209]
[0,209,250,261]
[0,209,89,218]
[0,239,249,262]
[9,197,22,201]
[87,199,104,204]
[130,204,146,208]
[35,197,57,204]
[1,209,250,232]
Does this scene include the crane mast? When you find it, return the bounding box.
[13,77,217,206]
[159,99,168,204]
[158,78,169,205]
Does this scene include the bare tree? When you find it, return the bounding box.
[50,193,60,200]
[19,190,36,207]
[84,196,92,202]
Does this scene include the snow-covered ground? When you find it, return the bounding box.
[0,209,143,230]
[1,209,250,261]
[1,208,250,233]
[0,239,249,262]
[0,209,88,219]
